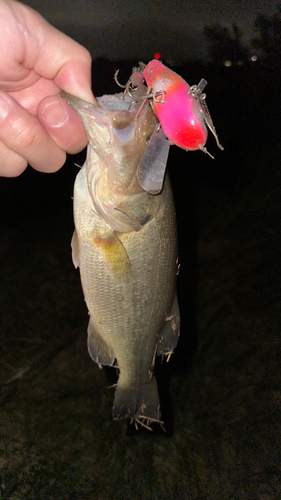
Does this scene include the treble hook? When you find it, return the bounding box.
[129,90,166,110]
[114,69,147,100]
[188,79,224,151]
[189,78,208,99]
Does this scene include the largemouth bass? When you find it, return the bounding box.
[61,68,180,428]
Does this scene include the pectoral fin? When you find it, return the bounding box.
[93,231,132,281]
[157,295,180,359]
[87,319,115,367]
[71,230,79,269]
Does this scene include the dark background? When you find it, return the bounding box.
[21,0,277,63]
[1,4,281,499]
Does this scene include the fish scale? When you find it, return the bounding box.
[75,170,177,376]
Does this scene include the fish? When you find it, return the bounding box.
[61,68,180,429]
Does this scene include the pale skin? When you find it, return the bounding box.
[0,0,97,177]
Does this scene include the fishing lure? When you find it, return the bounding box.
[115,60,224,193]
[143,59,208,153]
[126,59,223,155]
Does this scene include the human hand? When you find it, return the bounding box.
[0,0,97,177]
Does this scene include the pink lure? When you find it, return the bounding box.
[143,60,208,151]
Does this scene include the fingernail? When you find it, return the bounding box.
[0,95,10,122]
[41,101,68,127]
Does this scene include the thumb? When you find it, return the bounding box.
[54,59,98,106]
[16,2,97,104]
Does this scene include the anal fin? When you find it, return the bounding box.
[87,318,115,367]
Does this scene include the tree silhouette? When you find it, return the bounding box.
[203,23,249,65]
[252,5,281,64]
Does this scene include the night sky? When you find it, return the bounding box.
[23,0,277,62]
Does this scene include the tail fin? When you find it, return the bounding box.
[112,375,162,429]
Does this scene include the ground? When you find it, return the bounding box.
[0,61,280,499]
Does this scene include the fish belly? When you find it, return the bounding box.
[73,165,178,424]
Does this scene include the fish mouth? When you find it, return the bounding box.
[61,90,157,175]
[60,90,168,194]
[60,91,153,144]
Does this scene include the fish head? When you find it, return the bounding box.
[61,90,165,232]
[61,91,158,195]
